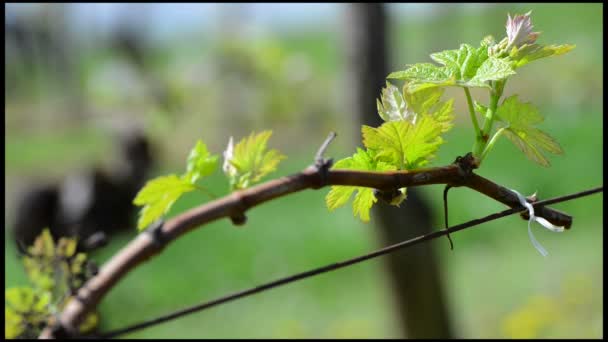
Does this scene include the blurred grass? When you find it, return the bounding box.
[4,3,602,338]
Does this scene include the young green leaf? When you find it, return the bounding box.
[402,86,455,133]
[5,287,51,339]
[326,148,396,222]
[391,43,514,90]
[474,100,489,116]
[402,85,445,116]
[224,131,286,190]
[184,140,219,184]
[387,63,454,92]
[5,287,48,314]
[480,35,497,48]
[5,306,24,339]
[431,43,489,81]
[469,56,516,85]
[495,95,563,167]
[376,83,454,137]
[133,175,196,230]
[362,116,445,170]
[509,43,575,69]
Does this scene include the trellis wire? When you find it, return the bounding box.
[93,185,602,339]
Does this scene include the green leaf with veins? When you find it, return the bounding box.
[509,43,575,69]
[402,86,455,133]
[184,140,219,184]
[326,148,396,222]
[133,175,196,230]
[362,116,445,170]
[225,130,286,191]
[429,97,455,134]
[495,95,563,167]
[377,83,454,135]
[431,43,489,80]
[402,86,444,116]
[387,63,455,92]
[469,56,516,85]
[390,43,514,90]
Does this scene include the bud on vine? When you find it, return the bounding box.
[506,11,540,49]
[488,11,541,58]
[488,37,509,57]
[222,137,236,178]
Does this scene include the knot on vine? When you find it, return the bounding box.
[311,131,337,189]
[145,219,168,249]
[229,193,248,226]
[49,321,78,339]
[373,188,404,206]
[314,157,334,189]
[452,152,478,185]
[230,211,247,226]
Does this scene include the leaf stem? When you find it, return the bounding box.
[463,87,481,139]
[472,80,506,160]
[193,185,217,200]
[480,127,506,163]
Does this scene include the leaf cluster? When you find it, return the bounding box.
[326,11,574,222]
[386,12,573,167]
[133,140,218,231]
[223,131,286,191]
[327,84,454,221]
[134,131,284,231]
[5,230,98,339]
[388,43,516,91]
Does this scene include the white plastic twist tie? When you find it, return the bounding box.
[511,189,565,257]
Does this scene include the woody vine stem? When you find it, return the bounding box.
[40,132,576,338]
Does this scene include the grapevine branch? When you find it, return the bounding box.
[95,185,602,338]
[40,133,576,338]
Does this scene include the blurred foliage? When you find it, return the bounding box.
[4,3,602,339]
[5,229,98,339]
[501,273,602,338]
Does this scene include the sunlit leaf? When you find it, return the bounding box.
[133,175,196,230]
[326,185,358,211]
[402,86,445,116]
[391,44,513,90]
[5,287,53,339]
[184,140,219,184]
[224,131,286,190]
[377,83,454,136]
[5,306,24,339]
[326,148,396,222]
[469,56,516,84]
[362,117,444,170]
[388,63,455,92]
[431,43,489,80]
[509,43,575,69]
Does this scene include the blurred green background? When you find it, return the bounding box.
[5,3,602,338]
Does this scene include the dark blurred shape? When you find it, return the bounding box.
[343,3,453,338]
[12,129,155,252]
